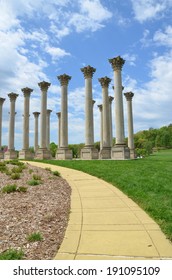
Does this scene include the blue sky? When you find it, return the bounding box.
[0,0,172,149]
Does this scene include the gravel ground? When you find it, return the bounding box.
[0,162,71,260]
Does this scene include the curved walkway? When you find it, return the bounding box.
[27,161,172,260]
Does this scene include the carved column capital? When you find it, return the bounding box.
[97,104,103,112]
[109,56,125,71]
[8,93,19,102]
[47,109,52,116]
[57,74,71,86]
[98,76,112,88]
[33,112,40,118]
[0,97,5,105]
[38,81,51,91]
[21,87,33,97]
[109,96,114,103]
[81,65,96,79]
[56,112,61,118]
[92,100,96,106]
[124,91,134,101]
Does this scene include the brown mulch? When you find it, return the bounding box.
[0,162,71,259]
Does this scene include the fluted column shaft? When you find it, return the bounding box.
[81,65,96,147]
[56,112,61,148]
[124,92,134,149]
[109,56,125,144]
[22,88,33,150]
[57,74,71,148]
[38,81,51,149]
[46,109,52,149]
[109,96,114,147]
[8,93,18,150]
[98,105,103,150]
[33,112,40,152]
[99,77,111,148]
[0,98,5,149]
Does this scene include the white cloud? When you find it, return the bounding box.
[153,25,172,47]
[45,45,71,63]
[123,53,137,66]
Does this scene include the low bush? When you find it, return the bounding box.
[17,186,28,192]
[11,173,20,180]
[27,179,40,186]
[0,248,24,260]
[32,174,41,181]
[52,170,60,176]
[2,184,17,193]
[27,232,43,242]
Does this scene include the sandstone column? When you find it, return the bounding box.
[35,81,51,159]
[109,56,130,159]
[124,91,135,159]
[80,65,98,159]
[0,98,5,159]
[4,93,18,159]
[19,87,33,159]
[109,96,114,147]
[99,77,111,159]
[56,74,72,159]
[56,112,61,148]
[97,104,103,150]
[33,112,40,153]
[46,109,52,150]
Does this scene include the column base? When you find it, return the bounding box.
[130,149,136,159]
[0,150,4,159]
[34,148,52,160]
[99,147,111,159]
[80,146,99,160]
[4,150,18,160]
[111,145,130,160]
[56,148,73,160]
[19,149,33,160]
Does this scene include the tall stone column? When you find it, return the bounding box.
[97,105,103,150]
[109,96,114,147]
[99,76,111,159]
[0,98,5,159]
[33,112,40,153]
[56,74,72,159]
[4,93,18,159]
[46,109,52,150]
[35,81,51,159]
[56,112,61,148]
[80,65,98,159]
[124,91,135,159]
[109,56,130,159]
[19,87,33,159]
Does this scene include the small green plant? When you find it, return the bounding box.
[11,166,24,173]
[29,169,33,174]
[5,169,12,176]
[17,186,28,192]
[11,173,20,180]
[27,232,43,242]
[52,170,60,176]
[27,179,40,186]
[45,167,51,172]
[0,165,7,173]
[2,184,17,193]
[0,248,24,260]
[32,174,41,180]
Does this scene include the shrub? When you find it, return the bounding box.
[0,248,24,260]
[45,167,51,172]
[17,186,28,192]
[29,169,33,174]
[11,166,23,173]
[32,174,41,181]
[27,179,40,186]
[2,184,17,193]
[0,165,7,173]
[27,232,43,242]
[52,170,60,176]
[5,169,12,176]
[11,173,20,180]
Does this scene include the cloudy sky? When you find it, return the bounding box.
[0,0,172,149]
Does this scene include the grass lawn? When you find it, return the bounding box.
[33,149,172,241]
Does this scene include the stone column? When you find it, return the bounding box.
[80,65,98,159]
[33,112,40,153]
[35,81,51,159]
[56,74,72,159]
[19,87,33,159]
[109,56,130,159]
[97,105,103,150]
[109,96,114,147]
[56,112,61,148]
[124,91,135,159]
[0,98,5,159]
[46,109,52,150]
[99,77,111,159]
[4,93,18,159]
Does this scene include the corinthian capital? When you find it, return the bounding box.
[98,76,112,88]
[109,96,114,103]
[0,97,5,105]
[81,65,96,79]
[38,81,51,91]
[8,93,19,102]
[57,74,71,86]
[21,87,33,97]
[97,104,103,112]
[108,56,125,71]
[33,112,40,118]
[124,91,134,101]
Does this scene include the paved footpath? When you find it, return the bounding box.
[27,161,172,260]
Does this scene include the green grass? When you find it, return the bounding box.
[0,248,24,260]
[32,149,172,241]
[52,170,60,176]
[27,232,43,242]
[10,173,20,180]
[2,184,17,193]
[27,179,40,186]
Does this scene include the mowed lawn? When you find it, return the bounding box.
[35,150,172,241]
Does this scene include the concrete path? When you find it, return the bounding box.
[27,161,172,260]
